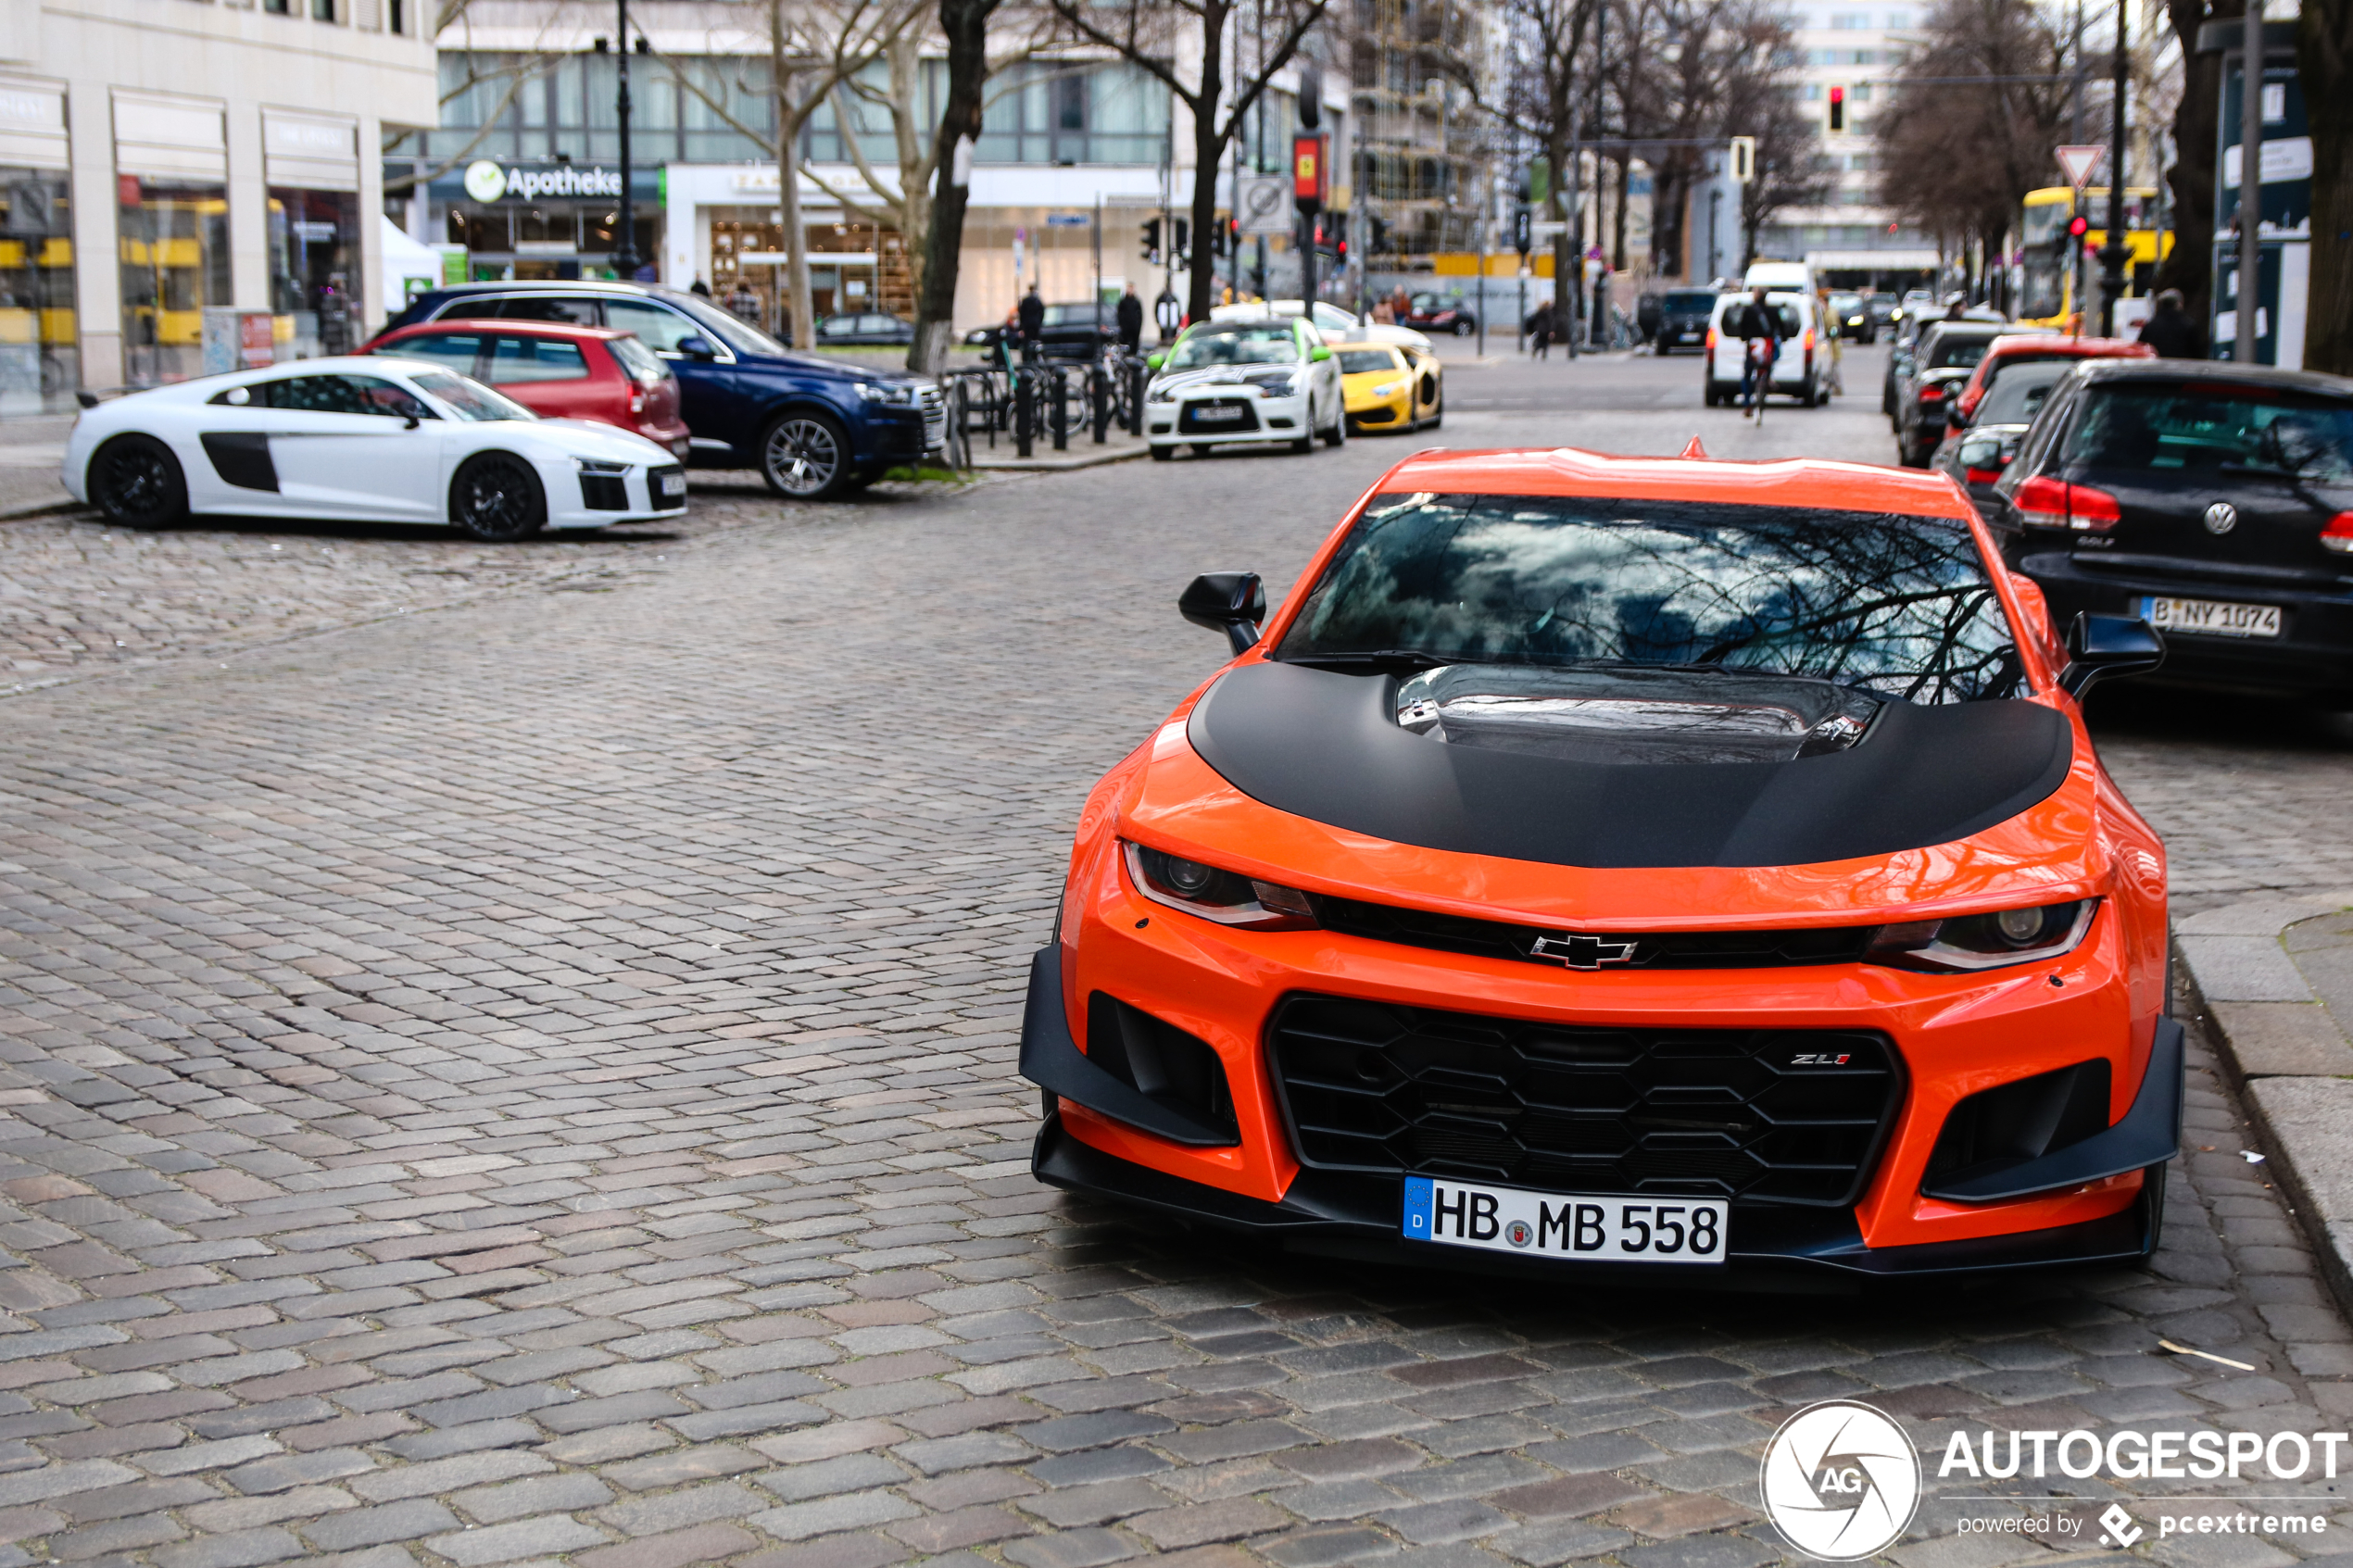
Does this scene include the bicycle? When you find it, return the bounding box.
[1742,334,1780,425]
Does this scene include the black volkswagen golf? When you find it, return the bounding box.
[1990,359,2353,696]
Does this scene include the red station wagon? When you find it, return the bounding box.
[365,320,690,458]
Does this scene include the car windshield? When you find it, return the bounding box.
[410,370,535,422]
[1276,494,2022,705]
[1664,292,1717,313]
[1164,326,1300,370]
[671,293,787,357]
[1975,360,2073,425]
[1338,349,1401,374]
[1830,295,1863,313]
[2065,382,2353,481]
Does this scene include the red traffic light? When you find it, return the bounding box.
[2067,215,2089,237]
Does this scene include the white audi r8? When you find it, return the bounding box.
[1144,318,1347,460]
[63,356,686,541]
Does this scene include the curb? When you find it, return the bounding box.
[0,495,82,522]
[969,444,1149,472]
[2174,893,2353,1323]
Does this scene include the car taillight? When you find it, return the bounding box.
[1920,383,1946,402]
[2015,474,2118,531]
[1803,328,1815,353]
[1965,467,2003,485]
[1705,327,1718,351]
[2323,513,2353,554]
[630,391,645,413]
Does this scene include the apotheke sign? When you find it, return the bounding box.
[462,160,625,203]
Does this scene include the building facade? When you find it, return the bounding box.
[1,0,436,410]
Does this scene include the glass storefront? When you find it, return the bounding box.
[0,169,75,415]
[709,211,907,341]
[419,161,662,282]
[119,176,229,386]
[269,187,359,359]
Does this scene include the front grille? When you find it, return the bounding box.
[648,465,686,508]
[1180,398,1260,433]
[1269,996,1901,1205]
[579,473,629,511]
[1355,407,1397,423]
[1316,895,1878,971]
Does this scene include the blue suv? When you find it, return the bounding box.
[376,282,941,500]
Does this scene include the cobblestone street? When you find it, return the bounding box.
[0,355,2347,1568]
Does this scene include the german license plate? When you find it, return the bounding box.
[657,471,686,498]
[1403,1176,1727,1264]
[1190,405,1243,422]
[2143,596,2280,638]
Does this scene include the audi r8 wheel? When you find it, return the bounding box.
[760,412,853,500]
[447,453,546,543]
[90,434,187,531]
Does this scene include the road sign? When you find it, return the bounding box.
[2057,144,2105,187]
[1236,173,1290,238]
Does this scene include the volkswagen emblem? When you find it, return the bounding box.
[2204,501,2238,535]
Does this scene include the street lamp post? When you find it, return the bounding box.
[2095,0,2128,335]
[612,0,639,281]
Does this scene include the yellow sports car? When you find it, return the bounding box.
[1338,343,1442,433]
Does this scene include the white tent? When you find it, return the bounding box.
[378,217,446,325]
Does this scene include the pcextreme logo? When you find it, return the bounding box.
[1760,1400,1922,1561]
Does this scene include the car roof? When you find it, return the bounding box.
[2070,358,2353,398]
[1367,446,1981,522]
[430,281,663,297]
[383,318,627,341]
[1982,332,2124,358]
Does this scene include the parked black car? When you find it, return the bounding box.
[1864,295,1898,338]
[378,282,940,501]
[1650,289,1718,355]
[1894,320,2009,468]
[1930,358,2075,517]
[812,311,915,346]
[963,302,1116,360]
[1991,359,2353,696]
[1827,292,1872,343]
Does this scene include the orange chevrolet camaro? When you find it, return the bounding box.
[1023,445,2183,1284]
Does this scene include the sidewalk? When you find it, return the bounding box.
[0,412,76,519]
[2177,895,2353,1324]
[966,421,1149,470]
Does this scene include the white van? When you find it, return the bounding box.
[1705,291,1831,408]
[1742,260,1817,295]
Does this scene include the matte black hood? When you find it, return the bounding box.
[1186,660,2073,870]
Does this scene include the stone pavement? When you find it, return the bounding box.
[0,407,2344,1568]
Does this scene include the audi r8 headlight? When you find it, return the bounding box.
[574,458,631,474]
[1123,842,1316,930]
[855,382,916,405]
[1865,899,2095,972]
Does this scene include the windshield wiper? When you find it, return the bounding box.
[1283,648,1453,671]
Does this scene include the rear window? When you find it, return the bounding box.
[1338,349,1401,374]
[1976,360,2072,425]
[1277,494,2021,705]
[485,338,590,383]
[487,295,598,327]
[387,332,484,371]
[608,335,668,383]
[1927,334,1994,370]
[2066,383,2353,481]
[1664,292,1717,313]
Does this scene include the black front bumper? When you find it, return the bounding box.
[2020,546,2353,694]
[1020,947,2175,1287]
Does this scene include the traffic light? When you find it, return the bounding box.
[2067,214,2089,238]
[1512,206,1532,255]
[1828,85,1844,132]
[1140,219,1161,263]
[1172,218,1190,264]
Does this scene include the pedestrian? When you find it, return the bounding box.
[724,282,761,327]
[690,276,712,298]
[1730,286,1785,418]
[1530,304,1552,360]
[2138,288,2205,358]
[1016,282,1044,362]
[1115,283,1144,351]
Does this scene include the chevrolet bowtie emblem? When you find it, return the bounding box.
[1529,933,1640,970]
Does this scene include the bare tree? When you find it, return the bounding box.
[1477,0,1604,334]
[666,0,925,345]
[913,0,1000,371]
[1046,0,1334,322]
[383,2,580,198]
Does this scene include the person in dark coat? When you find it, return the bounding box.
[1115,284,1144,351]
[2138,289,2205,358]
[689,276,712,298]
[1016,284,1045,361]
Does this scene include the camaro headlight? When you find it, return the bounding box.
[1124,843,1316,930]
[855,382,915,405]
[1147,383,1176,403]
[1865,899,2096,972]
[1370,379,1407,397]
[574,458,631,474]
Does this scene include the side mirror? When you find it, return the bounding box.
[1179,571,1266,656]
[1948,403,1969,430]
[2059,611,2163,698]
[1146,353,1165,370]
[1310,345,1332,362]
[675,335,718,360]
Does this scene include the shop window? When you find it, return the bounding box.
[455,209,511,253]
[268,188,359,361]
[0,169,78,416]
[485,337,590,383]
[119,176,230,387]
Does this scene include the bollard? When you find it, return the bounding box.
[1050,367,1068,451]
[1127,358,1147,436]
[1013,368,1033,458]
[1091,364,1110,445]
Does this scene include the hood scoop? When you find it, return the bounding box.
[1394,664,1881,765]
